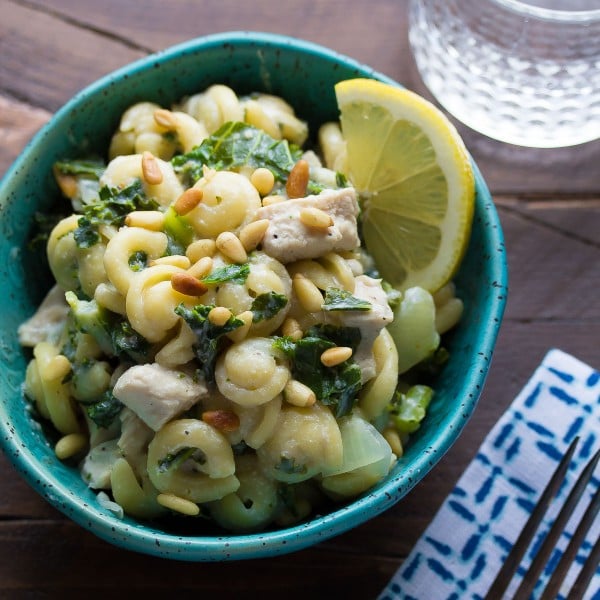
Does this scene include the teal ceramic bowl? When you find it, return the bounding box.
[0,32,508,560]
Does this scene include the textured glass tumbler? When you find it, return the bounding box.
[409,0,600,147]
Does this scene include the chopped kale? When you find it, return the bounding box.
[251,292,288,322]
[74,179,159,248]
[163,206,195,256]
[110,320,151,364]
[157,447,206,473]
[175,303,244,382]
[322,288,372,312]
[381,280,402,311]
[85,390,123,428]
[172,122,303,185]
[128,250,148,272]
[387,385,433,434]
[54,158,105,180]
[201,263,250,285]
[273,324,362,417]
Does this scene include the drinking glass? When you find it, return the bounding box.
[408,0,600,147]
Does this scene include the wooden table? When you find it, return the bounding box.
[1,1,598,597]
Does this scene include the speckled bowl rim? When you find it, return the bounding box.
[0,31,508,561]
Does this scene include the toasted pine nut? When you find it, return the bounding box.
[216,231,247,264]
[47,355,71,381]
[239,219,269,252]
[250,167,275,196]
[171,272,208,297]
[153,108,179,129]
[320,346,353,367]
[227,310,253,343]
[186,238,216,262]
[53,169,78,198]
[173,188,203,215]
[55,433,87,460]
[284,379,316,408]
[202,409,240,432]
[286,159,309,199]
[125,210,165,230]
[292,274,323,313]
[157,493,200,516]
[281,317,303,341]
[262,194,285,207]
[300,207,333,230]
[383,427,403,457]
[208,306,232,326]
[150,255,191,269]
[141,151,163,185]
[187,256,213,279]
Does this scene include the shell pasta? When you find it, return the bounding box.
[18,83,464,532]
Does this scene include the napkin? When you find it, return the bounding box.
[379,349,600,600]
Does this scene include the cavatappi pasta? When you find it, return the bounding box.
[18,84,465,532]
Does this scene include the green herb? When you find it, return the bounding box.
[322,288,372,312]
[172,121,302,185]
[54,158,105,180]
[273,324,362,417]
[201,263,250,285]
[109,320,151,364]
[275,456,307,475]
[157,447,206,473]
[128,250,148,272]
[388,385,433,434]
[175,303,244,382]
[251,292,288,322]
[381,280,402,311]
[85,390,123,428]
[163,206,195,256]
[335,172,349,188]
[74,180,159,248]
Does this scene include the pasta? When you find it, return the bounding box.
[18,82,466,533]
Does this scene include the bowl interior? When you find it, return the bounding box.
[0,32,507,560]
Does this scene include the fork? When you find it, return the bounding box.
[485,437,600,600]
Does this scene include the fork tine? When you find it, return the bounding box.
[540,481,600,600]
[570,531,600,599]
[485,437,579,600]
[514,447,600,598]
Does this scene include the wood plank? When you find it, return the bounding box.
[0,0,145,111]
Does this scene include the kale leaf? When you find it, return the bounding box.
[175,303,244,382]
[157,447,206,473]
[322,288,372,311]
[54,158,105,180]
[251,292,288,322]
[74,179,159,248]
[201,263,250,285]
[85,390,123,428]
[273,324,362,417]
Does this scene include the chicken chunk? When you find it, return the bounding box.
[18,284,69,347]
[112,363,207,431]
[327,275,393,382]
[257,187,360,263]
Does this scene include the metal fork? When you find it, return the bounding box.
[486,437,600,600]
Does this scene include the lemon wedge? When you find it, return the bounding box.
[335,78,475,292]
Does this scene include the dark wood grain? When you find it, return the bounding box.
[1,0,599,597]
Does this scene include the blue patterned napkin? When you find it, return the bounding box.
[379,349,600,600]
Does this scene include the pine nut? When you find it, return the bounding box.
[53,170,78,198]
[320,346,353,367]
[300,207,333,230]
[125,210,165,230]
[187,256,213,279]
[281,317,303,341]
[153,108,179,129]
[284,379,316,408]
[208,306,232,326]
[171,272,208,296]
[239,219,269,252]
[262,194,285,206]
[292,274,323,313]
[202,409,240,432]
[250,167,275,196]
[141,151,163,185]
[227,310,253,343]
[173,188,204,215]
[286,159,309,199]
[157,493,200,516]
[216,231,247,264]
[55,433,87,460]
[150,255,191,269]
[186,239,216,262]
[383,427,403,457]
